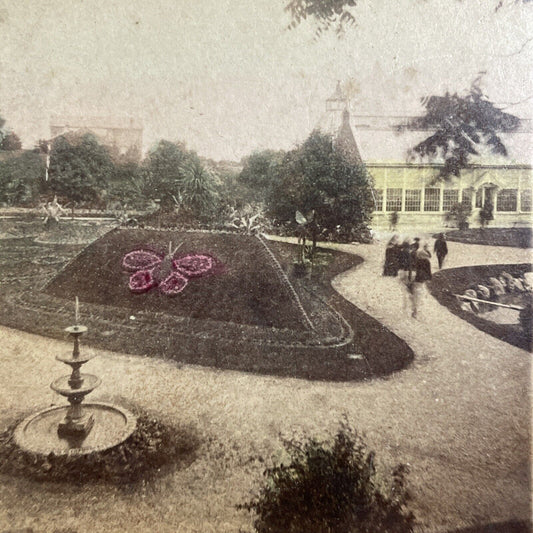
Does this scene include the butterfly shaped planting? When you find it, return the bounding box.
[122,243,219,296]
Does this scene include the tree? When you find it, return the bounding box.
[238,149,285,203]
[0,132,22,151]
[0,150,44,206]
[48,133,114,205]
[145,140,189,210]
[107,159,149,209]
[401,80,520,181]
[180,153,218,218]
[143,140,220,221]
[267,130,374,241]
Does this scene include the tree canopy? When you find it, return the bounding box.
[48,133,114,205]
[267,130,374,240]
[402,82,520,180]
[144,140,219,219]
[0,132,21,151]
[238,149,285,203]
[0,150,43,206]
[145,140,189,210]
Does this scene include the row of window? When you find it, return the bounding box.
[374,188,532,212]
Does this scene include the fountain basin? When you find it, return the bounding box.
[13,402,137,456]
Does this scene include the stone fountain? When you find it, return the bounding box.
[51,324,100,438]
[14,301,136,456]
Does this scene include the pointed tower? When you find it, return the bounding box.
[318,82,363,165]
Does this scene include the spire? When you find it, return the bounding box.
[335,108,363,165]
[317,82,364,164]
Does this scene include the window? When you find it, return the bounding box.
[496,189,518,211]
[424,188,440,211]
[475,189,483,208]
[373,189,383,211]
[386,188,402,212]
[461,189,473,206]
[521,189,532,212]
[443,190,459,212]
[404,189,421,211]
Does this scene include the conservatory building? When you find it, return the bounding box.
[319,84,532,231]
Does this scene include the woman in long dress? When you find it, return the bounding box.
[383,235,400,277]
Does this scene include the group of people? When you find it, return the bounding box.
[383,233,449,318]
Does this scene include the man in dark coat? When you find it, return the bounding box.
[434,233,448,269]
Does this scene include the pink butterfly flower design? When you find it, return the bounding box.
[122,242,218,296]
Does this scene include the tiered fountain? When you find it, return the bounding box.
[14,298,136,456]
[51,323,100,439]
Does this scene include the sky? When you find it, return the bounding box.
[0,0,531,161]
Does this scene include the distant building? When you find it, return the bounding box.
[50,116,143,161]
[318,84,532,230]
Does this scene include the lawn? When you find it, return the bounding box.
[441,227,532,248]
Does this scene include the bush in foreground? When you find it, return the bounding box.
[240,421,415,533]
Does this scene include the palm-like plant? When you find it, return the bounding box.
[180,156,217,218]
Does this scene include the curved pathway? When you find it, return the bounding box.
[0,236,530,533]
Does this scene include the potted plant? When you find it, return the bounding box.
[293,210,316,277]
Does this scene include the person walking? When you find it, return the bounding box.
[411,243,432,319]
[397,239,413,310]
[383,235,400,276]
[434,233,448,269]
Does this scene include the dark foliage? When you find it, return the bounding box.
[267,131,374,242]
[144,141,219,219]
[0,413,200,484]
[48,133,114,205]
[285,0,357,35]
[402,81,520,181]
[240,421,415,533]
[0,131,22,151]
[479,198,494,228]
[0,150,44,206]
[446,202,472,230]
[144,140,189,210]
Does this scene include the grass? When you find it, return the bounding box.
[428,263,532,351]
[0,410,200,485]
[0,221,529,533]
[0,224,414,381]
[441,228,532,249]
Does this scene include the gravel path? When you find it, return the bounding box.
[0,236,530,533]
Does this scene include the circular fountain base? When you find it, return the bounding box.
[14,402,137,456]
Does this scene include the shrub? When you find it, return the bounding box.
[240,421,415,533]
[445,202,472,230]
[479,199,494,228]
